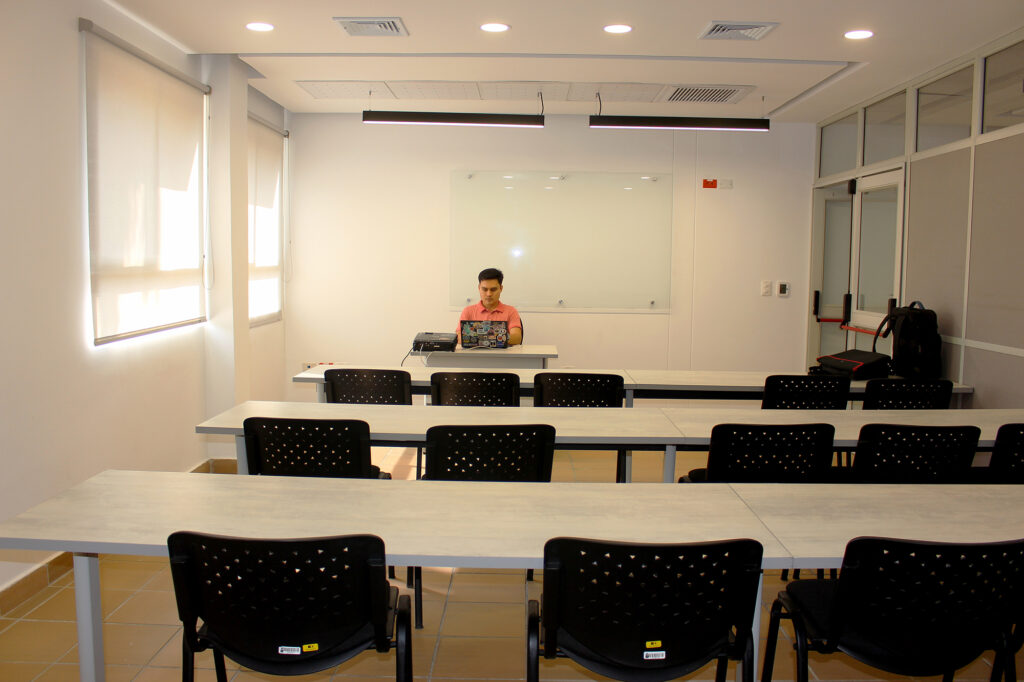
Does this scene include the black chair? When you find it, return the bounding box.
[430,372,520,406]
[680,423,836,483]
[862,378,953,410]
[534,372,629,482]
[528,537,764,682]
[762,536,1024,682]
[762,374,851,410]
[410,424,556,629]
[324,368,412,405]
[243,417,390,479]
[849,423,980,483]
[989,423,1024,483]
[168,531,412,682]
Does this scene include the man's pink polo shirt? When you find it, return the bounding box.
[457,301,522,331]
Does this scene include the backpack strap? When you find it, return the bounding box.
[871,313,892,352]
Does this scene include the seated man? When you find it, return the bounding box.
[458,267,523,346]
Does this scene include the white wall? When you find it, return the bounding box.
[283,115,814,400]
[0,1,249,588]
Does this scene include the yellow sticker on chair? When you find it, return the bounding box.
[645,640,662,648]
[302,643,319,652]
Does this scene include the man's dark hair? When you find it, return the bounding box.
[478,268,503,285]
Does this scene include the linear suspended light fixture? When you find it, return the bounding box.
[589,115,770,132]
[363,110,544,128]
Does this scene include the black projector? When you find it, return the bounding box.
[413,332,457,352]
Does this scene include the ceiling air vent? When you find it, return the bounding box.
[698,21,778,41]
[333,17,409,37]
[659,84,755,104]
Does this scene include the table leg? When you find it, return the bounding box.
[661,445,676,483]
[235,435,248,475]
[315,383,327,403]
[743,571,764,682]
[73,553,104,682]
[625,389,634,408]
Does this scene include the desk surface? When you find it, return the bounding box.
[661,407,1024,446]
[0,470,787,569]
[734,483,1024,568]
[410,344,558,359]
[625,369,973,395]
[197,400,686,447]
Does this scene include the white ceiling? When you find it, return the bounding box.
[112,0,1024,123]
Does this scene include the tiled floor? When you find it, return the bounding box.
[0,449,1014,681]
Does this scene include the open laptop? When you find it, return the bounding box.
[460,320,509,348]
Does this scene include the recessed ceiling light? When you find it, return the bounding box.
[604,24,632,34]
[844,29,873,40]
[246,22,274,32]
[481,23,509,33]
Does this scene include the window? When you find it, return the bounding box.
[983,39,1024,133]
[863,91,905,165]
[247,120,284,322]
[917,66,973,151]
[819,113,858,177]
[84,32,208,343]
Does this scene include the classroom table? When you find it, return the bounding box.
[293,364,634,403]
[409,344,558,369]
[196,400,687,481]
[294,366,973,405]
[0,470,786,682]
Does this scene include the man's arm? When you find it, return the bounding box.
[509,326,523,346]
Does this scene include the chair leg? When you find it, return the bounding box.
[780,569,789,581]
[762,598,785,682]
[406,566,413,588]
[615,449,628,483]
[793,617,810,682]
[527,600,540,682]
[181,638,195,682]
[388,566,396,579]
[395,594,412,682]
[213,649,228,682]
[414,566,424,629]
[416,447,423,480]
[941,672,954,682]
[714,654,729,682]
[742,632,754,682]
[526,568,534,582]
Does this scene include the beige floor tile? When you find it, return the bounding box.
[0,617,13,635]
[449,572,528,603]
[3,585,63,619]
[331,633,435,677]
[33,663,140,681]
[934,654,995,681]
[20,587,134,622]
[148,630,241,670]
[808,650,897,680]
[431,635,524,678]
[102,554,167,564]
[52,572,74,588]
[60,623,178,666]
[141,567,175,592]
[441,602,524,638]
[99,560,167,592]
[0,660,50,681]
[0,620,77,662]
[760,639,799,681]
[106,589,182,625]
[135,665,224,682]
[234,666,337,680]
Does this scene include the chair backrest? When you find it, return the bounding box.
[989,423,1024,483]
[827,536,1024,672]
[324,368,412,405]
[429,372,520,406]
[423,424,555,481]
[168,531,392,674]
[704,423,836,482]
[762,374,851,409]
[861,378,953,410]
[243,417,374,478]
[533,372,624,407]
[851,423,980,482]
[542,537,763,680]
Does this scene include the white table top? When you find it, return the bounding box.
[293,365,634,387]
[625,369,973,395]
[0,470,789,569]
[661,407,1024,446]
[410,344,558,359]
[732,483,1024,568]
[196,400,686,446]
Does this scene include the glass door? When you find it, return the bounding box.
[807,182,852,364]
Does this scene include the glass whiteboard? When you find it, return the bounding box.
[450,170,672,310]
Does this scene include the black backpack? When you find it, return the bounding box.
[872,301,942,379]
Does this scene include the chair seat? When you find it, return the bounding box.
[783,580,998,677]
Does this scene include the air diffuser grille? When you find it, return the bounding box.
[333,17,409,37]
[662,85,754,104]
[699,21,778,41]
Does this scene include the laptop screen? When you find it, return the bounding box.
[461,320,509,348]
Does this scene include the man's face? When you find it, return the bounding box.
[478,279,502,309]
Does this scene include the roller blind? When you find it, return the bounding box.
[247,119,284,321]
[84,33,207,343]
